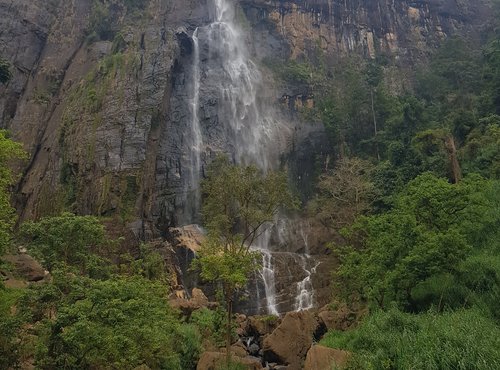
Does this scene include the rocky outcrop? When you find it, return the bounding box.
[317,304,359,332]
[263,310,319,369]
[304,345,350,370]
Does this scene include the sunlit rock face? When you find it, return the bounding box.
[241,0,491,60]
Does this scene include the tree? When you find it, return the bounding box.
[193,156,296,365]
[335,173,491,310]
[0,130,26,255]
[309,157,374,230]
[18,272,201,369]
[20,213,110,274]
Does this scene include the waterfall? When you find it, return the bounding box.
[188,0,314,315]
[204,0,286,314]
[185,28,203,222]
[261,249,279,315]
[294,255,320,311]
[205,0,286,170]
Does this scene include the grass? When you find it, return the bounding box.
[321,307,500,370]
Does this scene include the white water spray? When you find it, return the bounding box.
[294,255,320,311]
[186,28,203,221]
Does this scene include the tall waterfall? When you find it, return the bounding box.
[205,0,286,169]
[185,28,203,221]
[187,0,316,314]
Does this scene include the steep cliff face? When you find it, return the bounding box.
[0,0,493,237]
[242,0,491,60]
[0,0,210,237]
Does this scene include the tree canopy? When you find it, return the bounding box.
[194,156,296,364]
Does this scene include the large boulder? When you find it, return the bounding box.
[171,224,205,253]
[196,352,262,370]
[263,310,318,369]
[304,345,350,370]
[2,253,47,282]
[248,315,280,337]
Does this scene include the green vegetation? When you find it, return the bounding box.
[21,213,109,272]
[17,272,201,369]
[87,0,150,42]
[0,57,12,84]
[193,156,296,365]
[335,173,498,311]
[0,131,26,255]
[304,8,500,368]
[321,307,500,370]
[0,212,208,369]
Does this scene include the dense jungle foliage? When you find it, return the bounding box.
[302,5,500,369]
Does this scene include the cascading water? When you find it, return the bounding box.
[186,0,319,315]
[184,28,203,221]
[203,0,287,169]
[294,255,320,311]
[260,249,279,315]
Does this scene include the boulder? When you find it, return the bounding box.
[191,288,209,305]
[231,343,248,358]
[169,288,217,316]
[248,315,280,336]
[196,352,263,370]
[248,343,260,356]
[235,313,249,336]
[2,254,47,282]
[263,310,318,369]
[171,224,205,253]
[317,304,357,331]
[304,345,350,370]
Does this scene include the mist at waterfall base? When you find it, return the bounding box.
[180,0,319,315]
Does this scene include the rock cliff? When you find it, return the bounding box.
[0,0,492,233]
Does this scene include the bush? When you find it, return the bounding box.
[20,213,109,273]
[17,273,201,369]
[0,287,23,368]
[190,307,227,347]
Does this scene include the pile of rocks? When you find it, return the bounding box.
[196,305,360,370]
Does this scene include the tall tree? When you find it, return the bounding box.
[193,156,296,365]
[309,157,374,230]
